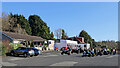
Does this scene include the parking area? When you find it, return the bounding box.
[1,51,119,66]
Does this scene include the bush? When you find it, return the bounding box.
[9,43,21,49]
[1,40,14,56]
[2,40,13,53]
[2,45,6,55]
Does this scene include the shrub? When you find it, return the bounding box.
[2,40,13,53]
[9,43,21,49]
[1,40,13,56]
[2,44,6,55]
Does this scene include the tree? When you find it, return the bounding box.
[2,13,18,32]
[50,32,54,40]
[79,30,93,46]
[61,29,68,39]
[54,28,62,39]
[2,12,11,31]
[29,15,50,39]
[10,14,32,35]
[2,13,32,35]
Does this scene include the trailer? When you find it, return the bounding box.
[54,40,78,50]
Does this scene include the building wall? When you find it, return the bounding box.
[13,40,20,43]
[48,40,54,50]
[55,40,78,50]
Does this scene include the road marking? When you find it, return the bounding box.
[41,55,59,57]
[50,61,78,66]
[10,57,27,61]
[106,55,118,58]
[48,55,58,57]
[2,62,17,66]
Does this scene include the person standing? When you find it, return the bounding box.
[113,48,115,55]
[94,48,97,55]
[107,48,110,54]
[110,48,113,55]
[115,48,116,54]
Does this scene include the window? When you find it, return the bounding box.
[17,47,26,50]
[55,39,60,43]
[21,47,26,50]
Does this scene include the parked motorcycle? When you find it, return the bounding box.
[103,50,108,55]
[61,47,71,55]
[82,50,91,57]
[90,51,95,57]
[96,50,102,56]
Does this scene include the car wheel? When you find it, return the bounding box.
[24,53,28,58]
[34,53,37,56]
[14,53,19,57]
[30,55,33,57]
[11,52,14,56]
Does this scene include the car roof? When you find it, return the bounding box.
[30,47,38,50]
[19,47,27,48]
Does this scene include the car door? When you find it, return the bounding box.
[17,47,26,55]
[15,47,22,54]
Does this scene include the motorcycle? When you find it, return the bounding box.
[96,50,102,56]
[103,51,108,55]
[90,51,95,57]
[82,50,91,57]
[61,48,71,55]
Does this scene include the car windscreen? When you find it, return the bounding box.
[27,48,33,50]
[33,48,39,51]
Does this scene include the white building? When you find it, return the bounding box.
[77,43,90,50]
[48,40,55,50]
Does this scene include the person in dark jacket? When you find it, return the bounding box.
[110,48,113,55]
[94,48,97,55]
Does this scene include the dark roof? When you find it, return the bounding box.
[67,37,85,43]
[2,31,46,41]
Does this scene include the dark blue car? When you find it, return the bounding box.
[30,47,42,56]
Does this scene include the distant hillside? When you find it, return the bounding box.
[95,41,118,48]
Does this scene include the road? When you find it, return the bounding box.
[1,51,119,66]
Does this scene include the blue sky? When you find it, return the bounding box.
[2,2,118,41]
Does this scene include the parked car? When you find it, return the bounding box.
[10,47,34,58]
[30,47,42,56]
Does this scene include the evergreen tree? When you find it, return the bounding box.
[29,15,50,39]
[9,13,32,35]
[61,29,68,39]
[50,32,54,40]
[79,30,93,46]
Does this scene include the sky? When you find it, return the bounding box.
[2,2,118,41]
